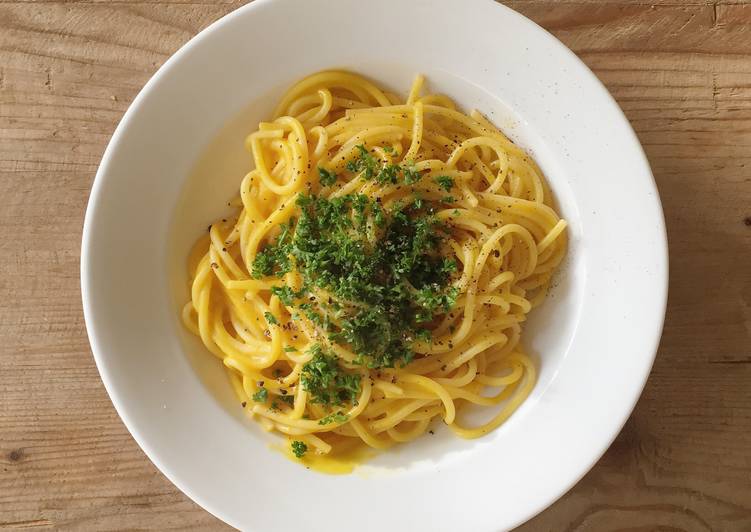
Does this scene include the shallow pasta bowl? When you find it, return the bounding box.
[80,0,668,530]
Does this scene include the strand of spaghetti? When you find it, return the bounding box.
[368,399,435,432]
[387,418,431,442]
[349,418,393,449]
[272,71,392,117]
[396,374,456,423]
[406,74,424,105]
[449,354,536,438]
[403,101,424,161]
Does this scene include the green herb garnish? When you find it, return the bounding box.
[376,163,401,184]
[264,311,278,325]
[251,387,268,402]
[318,167,338,187]
[271,285,301,306]
[318,411,349,425]
[291,440,307,458]
[251,220,294,278]
[279,395,295,406]
[348,145,422,186]
[346,145,378,179]
[415,329,432,343]
[256,145,459,373]
[300,345,361,406]
[434,175,455,191]
[402,161,421,184]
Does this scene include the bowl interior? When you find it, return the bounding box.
[82,1,666,530]
[168,65,586,469]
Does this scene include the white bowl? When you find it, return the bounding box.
[81,0,668,530]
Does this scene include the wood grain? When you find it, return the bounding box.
[1,1,749,530]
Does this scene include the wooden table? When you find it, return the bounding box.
[2,1,750,529]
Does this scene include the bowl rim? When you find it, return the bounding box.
[81,0,669,529]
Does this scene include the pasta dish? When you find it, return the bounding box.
[182,70,567,464]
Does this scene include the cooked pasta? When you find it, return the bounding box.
[182,70,567,464]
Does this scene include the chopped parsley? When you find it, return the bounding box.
[416,286,459,314]
[264,311,278,325]
[318,411,349,425]
[279,395,295,406]
[402,161,421,184]
[415,328,432,343]
[375,163,400,185]
[346,145,378,179]
[318,167,338,187]
[297,193,455,367]
[291,440,307,458]
[251,387,268,402]
[271,285,302,306]
[283,346,297,352]
[434,175,455,191]
[251,220,294,278]
[300,345,361,406]
[255,143,460,409]
[347,145,422,186]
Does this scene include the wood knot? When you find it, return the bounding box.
[8,449,24,462]
[744,216,751,227]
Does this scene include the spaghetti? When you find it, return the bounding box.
[182,71,567,461]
